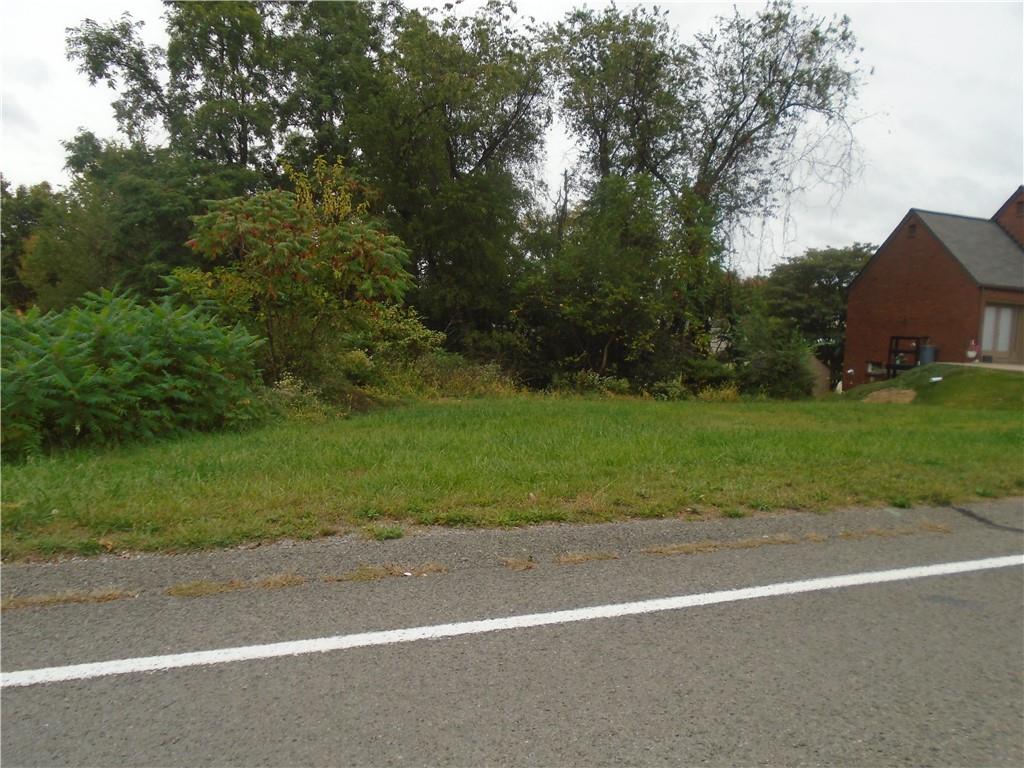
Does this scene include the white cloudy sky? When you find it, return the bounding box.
[2,0,1022,274]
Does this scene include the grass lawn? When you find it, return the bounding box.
[847,363,1024,409]
[3,390,1022,560]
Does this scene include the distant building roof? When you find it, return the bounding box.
[915,210,1024,290]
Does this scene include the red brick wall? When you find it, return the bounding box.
[843,213,982,389]
[993,186,1024,246]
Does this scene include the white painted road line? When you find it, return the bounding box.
[3,555,1022,689]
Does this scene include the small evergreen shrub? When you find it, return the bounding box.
[2,290,264,459]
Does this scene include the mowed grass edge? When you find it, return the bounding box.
[2,395,1022,559]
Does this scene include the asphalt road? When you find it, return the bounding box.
[3,499,1023,766]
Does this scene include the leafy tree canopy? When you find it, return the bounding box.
[1,177,60,309]
[175,158,411,381]
[761,242,874,384]
[48,0,867,390]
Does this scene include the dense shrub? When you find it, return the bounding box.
[347,304,447,364]
[731,312,814,399]
[647,377,691,401]
[680,357,735,393]
[648,357,736,400]
[1,290,264,459]
[252,304,517,406]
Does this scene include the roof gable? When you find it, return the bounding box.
[914,210,1024,290]
[991,185,1024,223]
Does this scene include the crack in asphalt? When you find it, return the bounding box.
[952,505,1024,534]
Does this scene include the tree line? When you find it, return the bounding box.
[2,0,870,393]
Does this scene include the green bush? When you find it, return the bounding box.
[648,377,690,401]
[732,313,814,400]
[262,373,340,421]
[680,357,735,393]
[346,304,447,364]
[1,290,264,459]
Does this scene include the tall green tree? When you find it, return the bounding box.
[64,12,165,144]
[762,242,873,385]
[545,5,693,186]
[547,0,861,225]
[355,1,550,342]
[275,1,390,169]
[163,1,280,173]
[532,0,861,381]
[687,1,861,226]
[67,2,280,177]
[17,133,256,310]
[517,174,725,385]
[16,157,123,312]
[1,178,60,309]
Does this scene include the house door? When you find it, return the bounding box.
[981,304,1024,363]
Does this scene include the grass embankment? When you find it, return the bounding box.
[3,391,1022,560]
[848,363,1024,410]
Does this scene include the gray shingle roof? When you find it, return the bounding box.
[915,210,1024,290]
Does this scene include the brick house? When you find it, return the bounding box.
[843,186,1024,389]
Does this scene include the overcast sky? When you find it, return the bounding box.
[2,1,1021,274]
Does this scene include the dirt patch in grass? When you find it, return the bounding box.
[1,588,137,612]
[863,388,917,404]
[554,551,619,565]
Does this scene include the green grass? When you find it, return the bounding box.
[3,395,1022,560]
[365,524,405,541]
[848,363,1024,410]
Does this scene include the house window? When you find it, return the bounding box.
[908,223,917,238]
[981,305,1018,353]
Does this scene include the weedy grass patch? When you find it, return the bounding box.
[554,551,619,565]
[324,563,447,582]
[1,588,137,611]
[3,396,1021,560]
